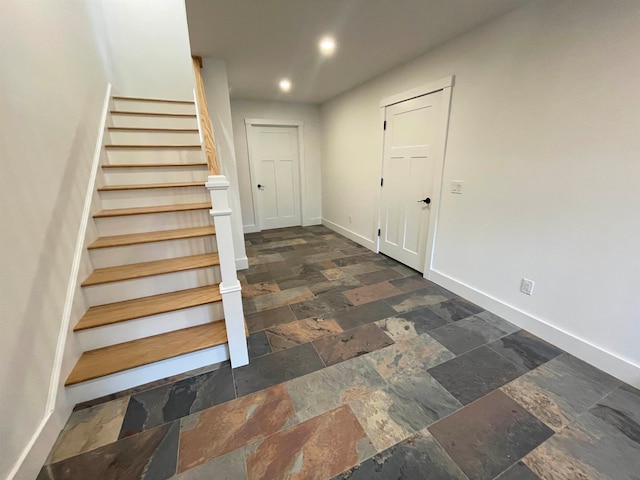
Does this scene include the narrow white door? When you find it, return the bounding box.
[380,91,443,272]
[247,125,301,230]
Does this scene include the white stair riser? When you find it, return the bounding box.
[112,99,195,114]
[90,236,217,268]
[110,115,198,129]
[108,130,200,145]
[103,167,208,185]
[106,149,204,164]
[66,344,229,405]
[98,188,209,210]
[95,210,212,236]
[77,305,225,350]
[83,267,221,306]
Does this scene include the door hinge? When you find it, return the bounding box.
[380,178,384,187]
[383,120,387,130]
[377,228,381,237]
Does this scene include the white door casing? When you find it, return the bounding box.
[245,120,304,230]
[378,76,454,274]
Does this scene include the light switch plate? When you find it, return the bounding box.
[451,180,464,194]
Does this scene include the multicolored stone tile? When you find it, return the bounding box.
[321,267,347,281]
[177,384,296,473]
[308,275,362,296]
[234,343,325,396]
[333,300,398,330]
[289,291,353,320]
[428,315,508,355]
[248,252,284,266]
[488,330,563,371]
[118,366,235,438]
[43,421,180,480]
[265,317,343,351]
[72,363,228,412]
[247,331,272,359]
[350,374,462,452]
[334,261,387,277]
[501,353,619,431]
[286,354,386,422]
[495,461,540,480]
[245,405,375,480]
[428,346,525,405]
[245,305,297,332]
[40,226,640,480]
[354,269,402,285]
[473,311,520,334]
[46,397,129,463]
[429,390,553,480]
[389,276,435,293]
[241,281,280,298]
[175,449,247,480]
[277,272,327,290]
[384,289,449,314]
[426,297,484,322]
[312,323,394,366]
[343,281,403,306]
[333,428,467,480]
[375,307,449,341]
[251,286,315,312]
[367,333,455,381]
[524,387,640,480]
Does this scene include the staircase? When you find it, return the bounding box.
[65,91,248,402]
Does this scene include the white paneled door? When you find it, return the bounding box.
[380,91,444,272]
[247,125,301,230]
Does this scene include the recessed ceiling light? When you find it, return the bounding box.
[319,36,336,56]
[279,78,291,92]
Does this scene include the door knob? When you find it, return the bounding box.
[418,197,431,204]
[257,184,265,189]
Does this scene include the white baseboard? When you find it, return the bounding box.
[322,218,376,252]
[236,256,249,270]
[429,269,640,388]
[243,224,260,234]
[11,405,71,480]
[303,217,322,226]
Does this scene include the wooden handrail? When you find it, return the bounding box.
[192,56,220,175]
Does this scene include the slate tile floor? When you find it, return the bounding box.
[40,226,640,479]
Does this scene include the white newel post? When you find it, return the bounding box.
[206,175,249,368]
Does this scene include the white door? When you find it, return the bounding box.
[247,125,301,230]
[379,91,443,272]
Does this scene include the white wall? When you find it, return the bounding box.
[200,59,248,268]
[321,0,640,385]
[91,0,194,99]
[0,1,109,478]
[230,100,323,231]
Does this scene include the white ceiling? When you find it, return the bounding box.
[185,0,528,104]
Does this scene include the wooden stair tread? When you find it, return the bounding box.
[88,226,216,249]
[75,285,222,331]
[105,144,201,149]
[66,322,227,385]
[102,162,207,168]
[110,110,196,117]
[81,253,220,286]
[94,202,211,218]
[108,127,198,132]
[98,182,205,191]
[112,96,195,105]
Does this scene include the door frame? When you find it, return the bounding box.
[244,118,305,232]
[377,75,454,278]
